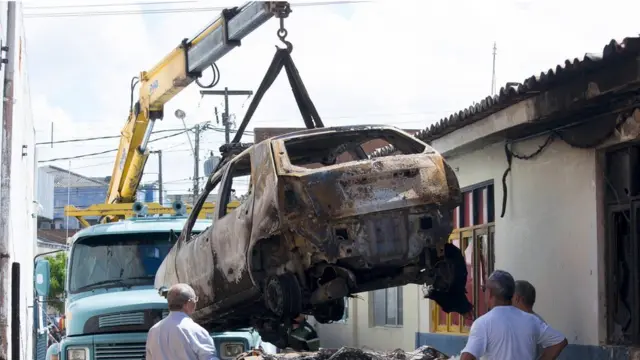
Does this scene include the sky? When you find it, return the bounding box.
[22,0,640,197]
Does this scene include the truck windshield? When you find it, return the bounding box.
[68,232,175,293]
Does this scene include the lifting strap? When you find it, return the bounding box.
[183,48,324,246]
[229,47,324,146]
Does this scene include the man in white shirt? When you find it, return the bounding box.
[146,283,219,360]
[513,280,546,359]
[513,280,545,323]
[460,270,567,360]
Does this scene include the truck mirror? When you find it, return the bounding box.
[34,259,51,297]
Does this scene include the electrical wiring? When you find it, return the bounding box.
[24,1,199,9]
[24,1,371,18]
[130,75,140,115]
[38,128,193,163]
[35,127,186,146]
[42,147,196,163]
[195,63,221,89]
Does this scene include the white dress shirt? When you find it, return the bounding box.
[146,311,219,360]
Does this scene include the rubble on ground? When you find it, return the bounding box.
[236,346,451,360]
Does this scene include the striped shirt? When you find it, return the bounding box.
[146,311,219,360]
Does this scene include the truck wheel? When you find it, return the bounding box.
[313,297,345,323]
[264,273,302,319]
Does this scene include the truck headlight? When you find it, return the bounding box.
[67,347,88,360]
[222,343,244,358]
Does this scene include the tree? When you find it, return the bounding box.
[45,252,67,313]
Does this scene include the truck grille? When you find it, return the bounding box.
[98,312,145,328]
[94,343,146,360]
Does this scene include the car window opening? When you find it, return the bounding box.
[283,129,426,169]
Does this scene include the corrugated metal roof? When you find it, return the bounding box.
[37,229,79,244]
[40,165,109,188]
[370,36,640,157]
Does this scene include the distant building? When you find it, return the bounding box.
[40,165,110,229]
[39,166,156,229]
[166,193,219,206]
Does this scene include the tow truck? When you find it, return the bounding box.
[33,3,293,360]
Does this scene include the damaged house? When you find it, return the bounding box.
[315,37,640,360]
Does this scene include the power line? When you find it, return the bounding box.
[44,147,196,163]
[38,128,192,163]
[35,127,186,146]
[24,1,370,18]
[24,1,198,9]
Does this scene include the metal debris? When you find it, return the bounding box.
[236,346,451,360]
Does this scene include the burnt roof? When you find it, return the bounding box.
[417,36,640,143]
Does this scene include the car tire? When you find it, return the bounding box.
[264,273,303,319]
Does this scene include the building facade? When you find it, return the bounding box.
[40,165,157,229]
[317,37,640,360]
[0,2,38,359]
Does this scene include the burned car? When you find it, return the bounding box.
[155,125,469,348]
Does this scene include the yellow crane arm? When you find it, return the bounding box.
[105,2,290,207]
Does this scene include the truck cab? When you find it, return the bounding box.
[35,215,262,360]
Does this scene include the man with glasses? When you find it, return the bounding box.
[146,283,219,360]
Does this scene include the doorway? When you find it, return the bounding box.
[605,144,640,345]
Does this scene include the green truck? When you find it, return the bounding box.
[34,214,263,360]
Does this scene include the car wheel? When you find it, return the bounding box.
[264,273,302,319]
[313,297,345,324]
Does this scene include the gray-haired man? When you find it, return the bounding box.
[514,280,545,323]
[146,283,219,360]
[513,280,546,359]
[460,270,567,360]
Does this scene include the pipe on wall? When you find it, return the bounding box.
[11,263,19,360]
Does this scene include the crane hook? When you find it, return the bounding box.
[276,17,293,53]
[272,2,293,53]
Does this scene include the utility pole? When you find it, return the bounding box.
[193,125,201,199]
[151,150,163,205]
[491,42,497,96]
[200,88,253,144]
[0,3,16,359]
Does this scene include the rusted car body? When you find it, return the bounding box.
[155,125,468,347]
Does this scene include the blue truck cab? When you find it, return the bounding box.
[35,216,262,360]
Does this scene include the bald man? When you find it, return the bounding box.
[146,283,219,360]
[460,270,567,360]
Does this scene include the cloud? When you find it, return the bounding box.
[24,0,640,196]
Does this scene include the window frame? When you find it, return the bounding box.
[431,181,495,335]
[216,151,252,219]
[371,286,403,328]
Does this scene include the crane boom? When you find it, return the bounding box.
[105,1,290,211]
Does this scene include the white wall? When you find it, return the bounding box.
[317,134,602,349]
[442,137,601,346]
[0,2,37,359]
[316,285,424,351]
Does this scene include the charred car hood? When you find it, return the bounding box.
[66,288,168,336]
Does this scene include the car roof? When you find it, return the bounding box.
[268,124,409,142]
[71,217,211,242]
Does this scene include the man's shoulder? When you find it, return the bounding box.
[180,317,211,336]
[533,312,547,324]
